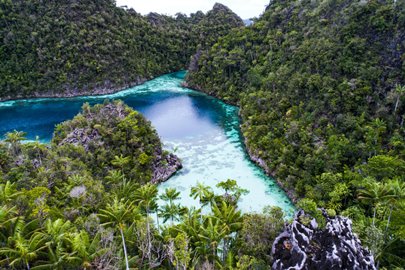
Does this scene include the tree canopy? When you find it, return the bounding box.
[186,0,405,267]
[0,0,243,100]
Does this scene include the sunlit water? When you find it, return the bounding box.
[0,72,294,216]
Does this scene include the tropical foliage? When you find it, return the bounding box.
[186,0,405,267]
[0,0,242,100]
[0,101,287,269]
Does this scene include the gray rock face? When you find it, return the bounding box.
[60,128,103,151]
[151,153,182,183]
[272,210,376,270]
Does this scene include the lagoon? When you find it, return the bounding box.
[0,72,294,215]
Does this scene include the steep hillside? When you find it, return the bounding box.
[0,0,242,100]
[191,3,244,49]
[186,0,405,267]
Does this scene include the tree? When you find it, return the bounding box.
[365,118,386,157]
[33,218,75,269]
[382,178,405,233]
[363,155,405,181]
[393,84,405,113]
[4,130,26,156]
[160,187,181,204]
[99,198,135,270]
[159,203,186,226]
[25,136,47,166]
[0,181,22,204]
[196,217,227,267]
[159,188,185,225]
[190,182,214,215]
[105,170,125,186]
[113,179,140,201]
[358,178,390,226]
[178,207,201,243]
[0,219,46,270]
[237,206,284,264]
[134,183,158,264]
[0,205,18,242]
[0,233,46,269]
[111,155,131,178]
[216,179,248,205]
[212,201,242,261]
[166,232,191,270]
[70,230,108,269]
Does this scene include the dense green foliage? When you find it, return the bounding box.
[0,0,242,100]
[52,100,174,184]
[1,101,173,200]
[0,103,285,269]
[187,0,405,267]
[1,0,404,267]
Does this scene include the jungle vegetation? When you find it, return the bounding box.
[0,0,243,99]
[186,0,405,268]
[1,0,404,268]
[0,102,285,269]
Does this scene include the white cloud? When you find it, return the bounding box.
[115,0,269,19]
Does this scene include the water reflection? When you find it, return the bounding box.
[0,72,295,215]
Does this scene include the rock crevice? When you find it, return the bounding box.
[272,210,376,270]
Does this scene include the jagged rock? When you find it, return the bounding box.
[152,153,182,183]
[60,128,103,151]
[272,210,376,270]
[188,49,203,73]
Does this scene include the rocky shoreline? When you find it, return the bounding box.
[243,137,299,203]
[181,81,238,106]
[152,153,182,184]
[0,69,188,103]
[0,78,148,102]
[183,80,299,204]
[2,74,295,198]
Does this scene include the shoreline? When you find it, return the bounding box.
[0,69,185,103]
[0,70,188,104]
[0,79,147,103]
[243,138,299,203]
[2,72,298,205]
[181,81,239,107]
[183,79,299,204]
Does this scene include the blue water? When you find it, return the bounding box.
[0,72,294,215]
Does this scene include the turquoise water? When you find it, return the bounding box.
[0,72,294,215]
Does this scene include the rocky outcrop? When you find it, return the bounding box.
[272,210,376,270]
[152,153,182,183]
[59,131,181,183]
[60,128,103,151]
[243,139,298,203]
[188,49,203,73]
[54,101,182,184]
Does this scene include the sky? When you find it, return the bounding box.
[115,0,269,19]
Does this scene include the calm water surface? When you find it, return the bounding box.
[0,72,294,215]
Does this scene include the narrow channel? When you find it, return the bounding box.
[0,71,294,215]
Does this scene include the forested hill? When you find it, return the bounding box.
[186,0,405,267]
[0,0,243,100]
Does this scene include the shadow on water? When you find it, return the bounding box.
[170,70,187,80]
[0,71,295,215]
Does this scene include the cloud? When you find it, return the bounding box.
[115,0,268,19]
